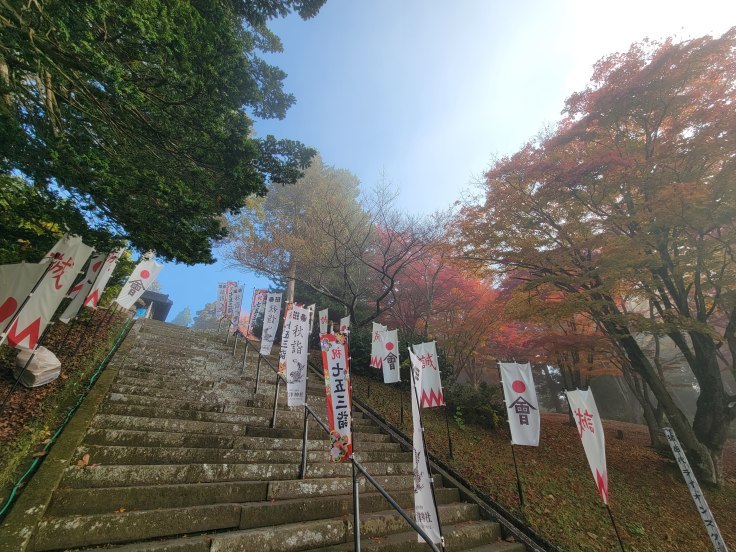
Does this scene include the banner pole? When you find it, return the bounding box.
[443,405,454,459]
[0,254,59,349]
[246,287,257,339]
[606,504,626,552]
[411,374,447,552]
[399,386,404,426]
[496,362,525,509]
[67,309,96,359]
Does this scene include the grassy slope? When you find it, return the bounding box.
[0,309,128,497]
[351,373,735,552]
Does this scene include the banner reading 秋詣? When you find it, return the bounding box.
[83,248,125,309]
[285,304,310,406]
[320,333,353,463]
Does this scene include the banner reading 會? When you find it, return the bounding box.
[566,388,608,505]
[320,333,353,463]
[115,257,163,310]
[499,361,540,447]
[380,329,401,384]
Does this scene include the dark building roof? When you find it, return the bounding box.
[140,290,173,322]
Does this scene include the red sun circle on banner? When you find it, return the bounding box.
[385,342,394,351]
[512,380,526,393]
[140,270,151,279]
[92,261,102,272]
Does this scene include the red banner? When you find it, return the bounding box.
[320,333,353,463]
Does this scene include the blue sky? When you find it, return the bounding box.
[158,0,736,322]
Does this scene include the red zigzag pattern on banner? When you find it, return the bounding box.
[596,468,609,504]
[420,388,444,408]
[84,289,100,308]
[7,317,41,349]
[370,355,382,369]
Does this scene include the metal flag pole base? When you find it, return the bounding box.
[510,443,525,509]
[443,405,454,459]
[606,504,626,552]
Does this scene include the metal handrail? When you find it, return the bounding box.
[352,457,441,552]
[300,403,329,479]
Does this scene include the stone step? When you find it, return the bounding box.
[99,402,374,428]
[464,543,527,552]
[90,414,254,435]
[73,444,411,467]
[309,520,505,552]
[83,429,401,453]
[267,474,442,500]
[60,462,414,489]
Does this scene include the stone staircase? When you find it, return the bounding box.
[1,319,524,552]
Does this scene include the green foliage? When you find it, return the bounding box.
[171,307,193,327]
[0,0,321,263]
[445,380,504,429]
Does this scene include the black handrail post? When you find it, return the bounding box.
[242,340,249,375]
[254,355,261,395]
[300,406,309,480]
[232,332,238,356]
[352,456,361,552]
[271,374,280,428]
[224,321,230,345]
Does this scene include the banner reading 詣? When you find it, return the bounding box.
[278,302,294,375]
[370,322,387,369]
[259,293,283,356]
[566,389,608,505]
[663,427,728,551]
[59,252,106,323]
[409,350,443,545]
[115,257,163,310]
[499,362,540,447]
[380,329,401,384]
[247,289,268,335]
[319,308,329,334]
[412,341,445,408]
[216,282,236,319]
[0,262,47,337]
[285,304,310,406]
[5,235,92,349]
[320,333,353,463]
[83,248,124,309]
[229,286,244,328]
[339,316,350,334]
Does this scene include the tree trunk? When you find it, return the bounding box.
[286,261,296,303]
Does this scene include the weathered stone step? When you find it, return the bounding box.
[238,487,461,530]
[308,519,504,552]
[267,474,442,500]
[61,461,413,488]
[33,503,241,551]
[463,542,527,552]
[103,392,366,421]
[73,444,411,467]
[47,480,268,517]
[90,414,253,435]
[100,402,374,428]
[83,429,401,453]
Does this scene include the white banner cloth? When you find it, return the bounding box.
[247,289,268,335]
[380,329,401,384]
[319,308,329,334]
[409,350,443,545]
[0,263,46,336]
[499,362,540,446]
[115,257,163,310]
[5,235,92,349]
[566,388,608,505]
[259,293,283,356]
[320,333,353,462]
[216,282,235,319]
[285,305,310,406]
[370,322,387,369]
[59,253,106,323]
[411,341,445,408]
[230,286,244,328]
[278,303,294,375]
[339,316,350,334]
[84,248,124,309]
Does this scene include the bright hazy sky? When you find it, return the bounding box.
[158,0,736,322]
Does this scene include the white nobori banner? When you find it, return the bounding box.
[83,248,124,309]
[319,308,328,334]
[409,350,443,545]
[259,293,283,356]
[0,262,46,337]
[412,341,445,408]
[285,305,310,406]
[380,329,401,384]
[566,388,608,505]
[229,285,244,328]
[278,303,294,375]
[339,315,350,334]
[499,362,540,447]
[59,252,107,323]
[115,257,163,310]
[370,322,387,369]
[4,234,92,349]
